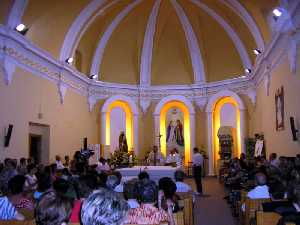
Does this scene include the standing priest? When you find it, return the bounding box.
[192,147,204,195]
[148,145,165,166]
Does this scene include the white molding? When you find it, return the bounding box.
[59,0,119,61]
[90,0,143,77]
[140,0,161,86]
[101,94,139,115]
[154,95,195,115]
[6,0,28,29]
[0,54,16,85]
[220,0,265,50]
[88,95,98,112]
[170,0,206,84]
[195,98,207,112]
[58,81,67,104]
[190,0,252,69]
[289,32,300,74]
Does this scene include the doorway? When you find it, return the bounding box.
[29,134,42,164]
[29,122,50,165]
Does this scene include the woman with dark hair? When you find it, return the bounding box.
[34,173,52,200]
[8,175,34,210]
[158,177,180,213]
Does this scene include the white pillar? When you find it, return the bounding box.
[154,114,160,147]
[190,113,196,162]
[206,111,215,176]
[101,112,106,146]
[133,114,139,155]
[240,109,246,154]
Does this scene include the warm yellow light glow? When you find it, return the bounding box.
[105,101,133,150]
[160,101,191,165]
[213,97,241,173]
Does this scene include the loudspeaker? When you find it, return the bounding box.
[4,124,13,147]
[290,117,299,141]
[83,137,88,150]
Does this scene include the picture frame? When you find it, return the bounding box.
[275,86,284,131]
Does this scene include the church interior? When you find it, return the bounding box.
[0,0,300,225]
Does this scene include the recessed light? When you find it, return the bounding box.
[15,24,28,35]
[89,74,98,80]
[245,68,251,74]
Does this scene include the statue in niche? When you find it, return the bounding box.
[118,131,128,153]
[166,109,184,147]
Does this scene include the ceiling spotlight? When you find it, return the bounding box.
[15,24,28,35]
[253,49,262,55]
[272,8,282,17]
[65,57,74,64]
[245,68,252,74]
[89,74,98,80]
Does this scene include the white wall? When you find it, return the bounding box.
[220,103,236,128]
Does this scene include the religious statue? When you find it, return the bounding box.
[166,119,184,147]
[118,131,128,152]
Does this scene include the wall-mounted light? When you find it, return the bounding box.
[253,49,262,55]
[65,57,74,64]
[245,68,251,74]
[89,74,98,80]
[272,8,282,17]
[15,24,28,35]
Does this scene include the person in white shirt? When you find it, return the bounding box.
[166,148,182,167]
[192,147,204,195]
[269,153,280,168]
[174,170,192,192]
[148,146,165,166]
[96,157,110,173]
[247,172,270,199]
[55,155,65,170]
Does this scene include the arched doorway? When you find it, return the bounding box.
[154,95,195,165]
[101,95,139,156]
[206,90,246,175]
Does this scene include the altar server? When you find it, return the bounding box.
[192,147,204,195]
[148,146,165,166]
[165,148,182,167]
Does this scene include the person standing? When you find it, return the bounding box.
[148,146,165,166]
[192,147,204,195]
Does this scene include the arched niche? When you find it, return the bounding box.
[206,90,246,175]
[154,95,195,165]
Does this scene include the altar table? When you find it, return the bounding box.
[116,166,178,183]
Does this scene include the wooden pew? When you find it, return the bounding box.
[0,220,35,225]
[244,198,271,225]
[177,192,193,225]
[256,211,281,225]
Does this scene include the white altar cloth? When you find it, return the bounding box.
[116,166,178,182]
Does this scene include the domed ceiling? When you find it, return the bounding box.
[21,0,279,85]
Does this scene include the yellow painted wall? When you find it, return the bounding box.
[0,67,100,162]
[249,53,300,156]
[0,0,13,25]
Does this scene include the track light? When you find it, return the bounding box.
[15,24,28,35]
[272,8,282,17]
[253,49,262,55]
[89,74,98,80]
[65,57,74,64]
[245,68,251,74]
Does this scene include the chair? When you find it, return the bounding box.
[244,198,271,225]
[177,192,193,225]
[256,211,281,225]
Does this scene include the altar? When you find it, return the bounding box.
[116,166,178,183]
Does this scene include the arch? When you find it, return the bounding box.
[59,0,119,61]
[6,0,28,29]
[206,90,246,175]
[101,95,139,154]
[154,95,195,165]
[90,0,143,77]
[220,0,265,51]
[140,0,161,86]
[190,0,252,69]
[170,0,206,84]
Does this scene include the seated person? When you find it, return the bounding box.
[0,195,24,221]
[113,171,123,192]
[123,179,140,209]
[125,179,174,225]
[34,173,52,200]
[35,191,73,225]
[25,164,38,191]
[138,171,150,181]
[165,148,182,167]
[81,188,129,225]
[106,175,119,191]
[174,170,192,192]
[262,181,293,213]
[96,157,110,173]
[8,175,34,210]
[55,155,65,170]
[158,177,180,213]
[247,172,270,199]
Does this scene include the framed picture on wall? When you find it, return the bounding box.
[275,86,284,131]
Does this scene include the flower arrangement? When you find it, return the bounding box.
[110,149,137,168]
